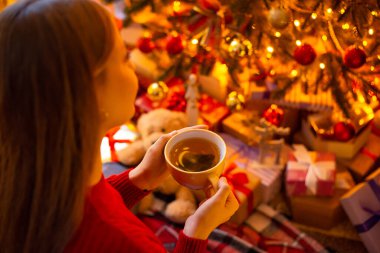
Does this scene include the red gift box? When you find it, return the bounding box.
[222,163,262,225]
[286,145,336,196]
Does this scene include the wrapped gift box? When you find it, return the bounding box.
[286,145,336,197]
[289,188,348,230]
[221,133,284,204]
[198,61,229,102]
[248,167,283,204]
[198,94,230,130]
[340,169,380,253]
[223,164,262,225]
[289,170,354,230]
[301,114,371,159]
[339,134,380,183]
[222,110,262,146]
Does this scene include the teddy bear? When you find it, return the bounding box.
[116,108,197,224]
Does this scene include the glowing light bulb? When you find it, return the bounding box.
[294,20,300,27]
[275,32,281,37]
[296,40,301,46]
[342,23,350,30]
[371,11,378,16]
[173,1,181,12]
[322,35,328,41]
[267,46,274,53]
[326,8,332,14]
[363,40,368,47]
[311,13,317,19]
[340,8,345,14]
[320,63,326,69]
[371,66,375,71]
[369,28,374,35]
[191,39,199,45]
[291,69,298,77]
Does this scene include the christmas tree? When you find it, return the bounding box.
[104,0,380,127]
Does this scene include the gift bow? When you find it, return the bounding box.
[106,126,133,162]
[290,145,335,195]
[222,163,254,212]
[355,179,380,233]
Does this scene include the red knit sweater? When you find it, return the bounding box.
[64,169,207,253]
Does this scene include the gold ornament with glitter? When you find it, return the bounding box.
[147,81,169,102]
[226,91,245,111]
[222,32,253,58]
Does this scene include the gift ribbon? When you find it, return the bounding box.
[291,145,335,195]
[360,148,378,161]
[222,163,254,213]
[354,179,380,233]
[360,148,380,174]
[106,126,133,162]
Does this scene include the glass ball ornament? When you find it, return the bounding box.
[343,46,366,69]
[166,35,184,55]
[268,8,290,30]
[137,37,155,54]
[262,104,284,126]
[226,91,245,111]
[333,121,355,141]
[223,33,253,58]
[293,43,316,65]
[147,81,169,102]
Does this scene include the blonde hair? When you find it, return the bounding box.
[0,0,115,252]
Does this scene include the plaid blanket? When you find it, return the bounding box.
[139,207,327,253]
[139,213,265,253]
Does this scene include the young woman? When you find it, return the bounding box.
[0,0,239,252]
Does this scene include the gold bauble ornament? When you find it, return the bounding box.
[226,91,245,111]
[147,81,169,102]
[223,33,253,58]
[268,8,290,30]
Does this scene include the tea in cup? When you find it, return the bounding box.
[164,129,226,194]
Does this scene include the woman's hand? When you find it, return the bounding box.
[129,125,208,191]
[183,177,239,240]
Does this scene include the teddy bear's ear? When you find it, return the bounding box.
[136,112,150,134]
[172,111,188,128]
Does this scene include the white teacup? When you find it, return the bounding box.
[164,129,226,195]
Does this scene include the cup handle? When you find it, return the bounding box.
[204,174,219,198]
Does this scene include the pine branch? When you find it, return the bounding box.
[271,77,299,99]
[331,82,350,118]
[338,6,350,22]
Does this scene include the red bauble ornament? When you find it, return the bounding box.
[137,37,155,54]
[251,70,267,82]
[293,44,317,65]
[198,0,221,12]
[344,46,366,69]
[166,35,184,55]
[262,104,284,126]
[333,122,355,142]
